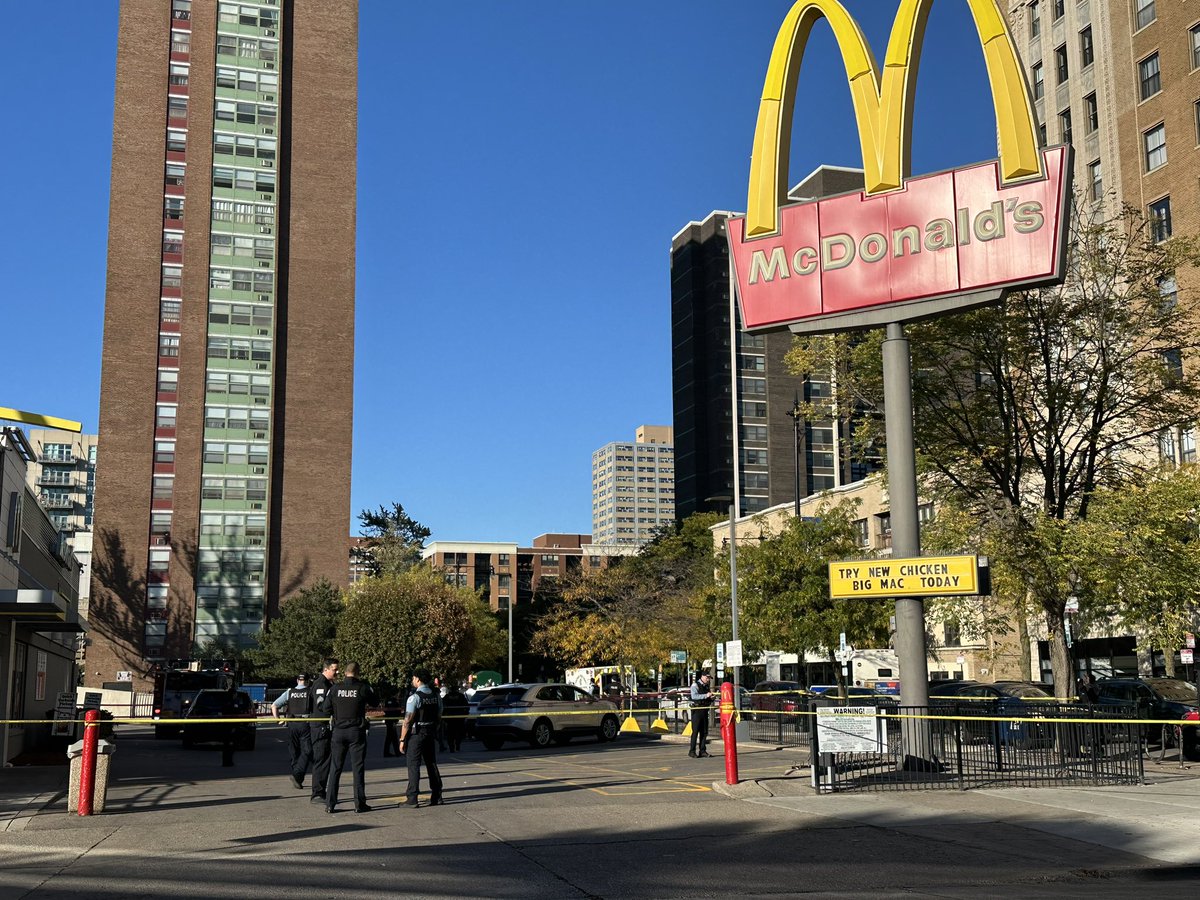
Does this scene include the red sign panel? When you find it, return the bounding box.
[726,147,1072,332]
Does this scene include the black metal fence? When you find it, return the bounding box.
[809,701,1144,792]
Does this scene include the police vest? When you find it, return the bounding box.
[310,674,334,719]
[286,685,310,719]
[691,682,713,708]
[329,680,370,730]
[414,690,441,726]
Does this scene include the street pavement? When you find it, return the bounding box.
[0,724,1197,899]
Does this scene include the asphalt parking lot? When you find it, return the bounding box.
[2,723,1198,899]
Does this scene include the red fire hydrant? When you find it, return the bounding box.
[719,681,739,785]
[78,709,100,817]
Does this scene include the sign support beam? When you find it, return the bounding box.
[882,323,932,766]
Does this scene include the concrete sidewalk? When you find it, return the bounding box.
[0,766,67,834]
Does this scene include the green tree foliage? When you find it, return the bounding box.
[734,500,890,690]
[334,567,476,686]
[532,513,723,669]
[353,502,431,577]
[786,204,1200,692]
[467,595,507,672]
[1077,465,1200,672]
[249,578,342,679]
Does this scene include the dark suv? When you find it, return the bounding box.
[1095,677,1199,760]
[181,689,256,751]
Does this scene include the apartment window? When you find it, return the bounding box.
[1032,62,1044,100]
[1184,431,1197,464]
[1058,108,1071,144]
[1088,159,1103,202]
[1079,26,1093,68]
[1159,275,1178,310]
[164,164,185,187]
[171,30,190,55]
[158,335,180,357]
[1159,428,1177,463]
[1191,24,1200,71]
[540,554,559,567]
[168,64,188,87]
[1138,53,1160,100]
[739,377,766,396]
[154,441,176,465]
[167,130,186,153]
[161,232,183,255]
[1144,124,1167,171]
[1054,45,1068,84]
[741,425,768,443]
[149,548,171,573]
[157,369,179,394]
[1134,0,1155,32]
[151,476,174,501]
[156,404,177,429]
[1038,121,1047,145]
[1196,101,1200,144]
[167,96,187,121]
[1029,1,1040,38]
[852,518,869,548]
[164,197,184,220]
[1149,196,1172,242]
[161,265,182,289]
[1084,93,1098,134]
[1052,0,1064,21]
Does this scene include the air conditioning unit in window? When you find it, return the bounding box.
[263,127,274,135]
[253,432,266,440]
[256,293,271,301]
[261,159,273,168]
[255,363,269,370]
[250,502,264,510]
[258,226,272,234]
[252,466,266,474]
[258,260,270,268]
[258,193,271,201]
[254,397,267,405]
[265,29,276,37]
[257,328,269,335]
[265,62,275,70]
[263,93,275,102]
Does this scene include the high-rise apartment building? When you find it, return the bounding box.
[1002,0,1199,464]
[89,0,356,687]
[591,425,675,547]
[670,167,882,521]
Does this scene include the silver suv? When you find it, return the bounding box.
[474,683,621,750]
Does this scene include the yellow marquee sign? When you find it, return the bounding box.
[829,555,980,599]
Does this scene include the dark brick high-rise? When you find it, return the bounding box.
[89,0,355,687]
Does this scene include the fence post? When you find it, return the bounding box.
[78,709,99,817]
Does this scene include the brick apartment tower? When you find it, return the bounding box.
[88,0,356,687]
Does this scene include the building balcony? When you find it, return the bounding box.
[39,494,76,509]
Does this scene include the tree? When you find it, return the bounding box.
[353,502,431,577]
[1076,465,1200,674]
[734,500,891,691]
[787,204,1200,692]
[334,567,476,687]
[249,578,342,679]
[466,595,507,672]
[532,513,723,670]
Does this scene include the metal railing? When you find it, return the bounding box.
[811,701,1144,792]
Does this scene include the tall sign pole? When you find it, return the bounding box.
[882,323,931,762]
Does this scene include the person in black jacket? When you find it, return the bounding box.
[442,681,469,752]
[321,661,377,813]
[400,669,443,807]
[689,673,714,758]
[308,658,339,803]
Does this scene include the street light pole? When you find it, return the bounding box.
[507,597,513,683]
[729,503,740,707]
[786,391,803,519]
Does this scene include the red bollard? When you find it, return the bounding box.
[78,709,99,817]
[719,681,739,785]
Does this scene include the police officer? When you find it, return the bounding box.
[308,657,339,804]
[272,674,312,789]
[399,669,443,807]
[321,661,377,813]
[689,672,713,758]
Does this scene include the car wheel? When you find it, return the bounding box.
[597,714,619,743]
[530,719,554,749]
[481,736,504,751]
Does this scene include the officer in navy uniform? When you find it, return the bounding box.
[272,674,312,789]
[399,669,443,807]
[320,661,377,813]
[689,672,713,758]
[308,658,339,803]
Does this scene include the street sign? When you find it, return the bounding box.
[1186,633,1195,650]
[1182,649,1194,665]
[669,650,687,664]
[726,640,743,668]
[1064,597,1079,613]
[834,646,855,664]
[829,555,980,599]
[51,692,76,738]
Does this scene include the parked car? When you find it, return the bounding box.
[474,683,621,750]
[181,689,256,751]
[1096,677,1200,760]
[928,680,1056,748]
[465,686,502,738]
[658,685,751,723]
[809,685,899,703]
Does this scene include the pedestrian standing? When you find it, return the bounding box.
[381,692,403,757]
[308,658,339,804]
[321,662,377,813]
[689,672,713,758]
[442,681,469,752]
[272,674,312,789]
[400,669,443,807]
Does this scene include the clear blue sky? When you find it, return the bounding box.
[0,1,999,543]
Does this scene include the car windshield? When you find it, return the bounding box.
[189,693,224,715]
[1151,680,1199,702]
[479,687,527,707]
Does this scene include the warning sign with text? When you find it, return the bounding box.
[816,706,883,754]
[829,555,979,599]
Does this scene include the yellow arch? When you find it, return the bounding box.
[746,0,1041,238]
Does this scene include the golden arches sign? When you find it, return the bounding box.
[746,0,1041,238]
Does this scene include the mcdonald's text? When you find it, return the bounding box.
[728,146,1071,332]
